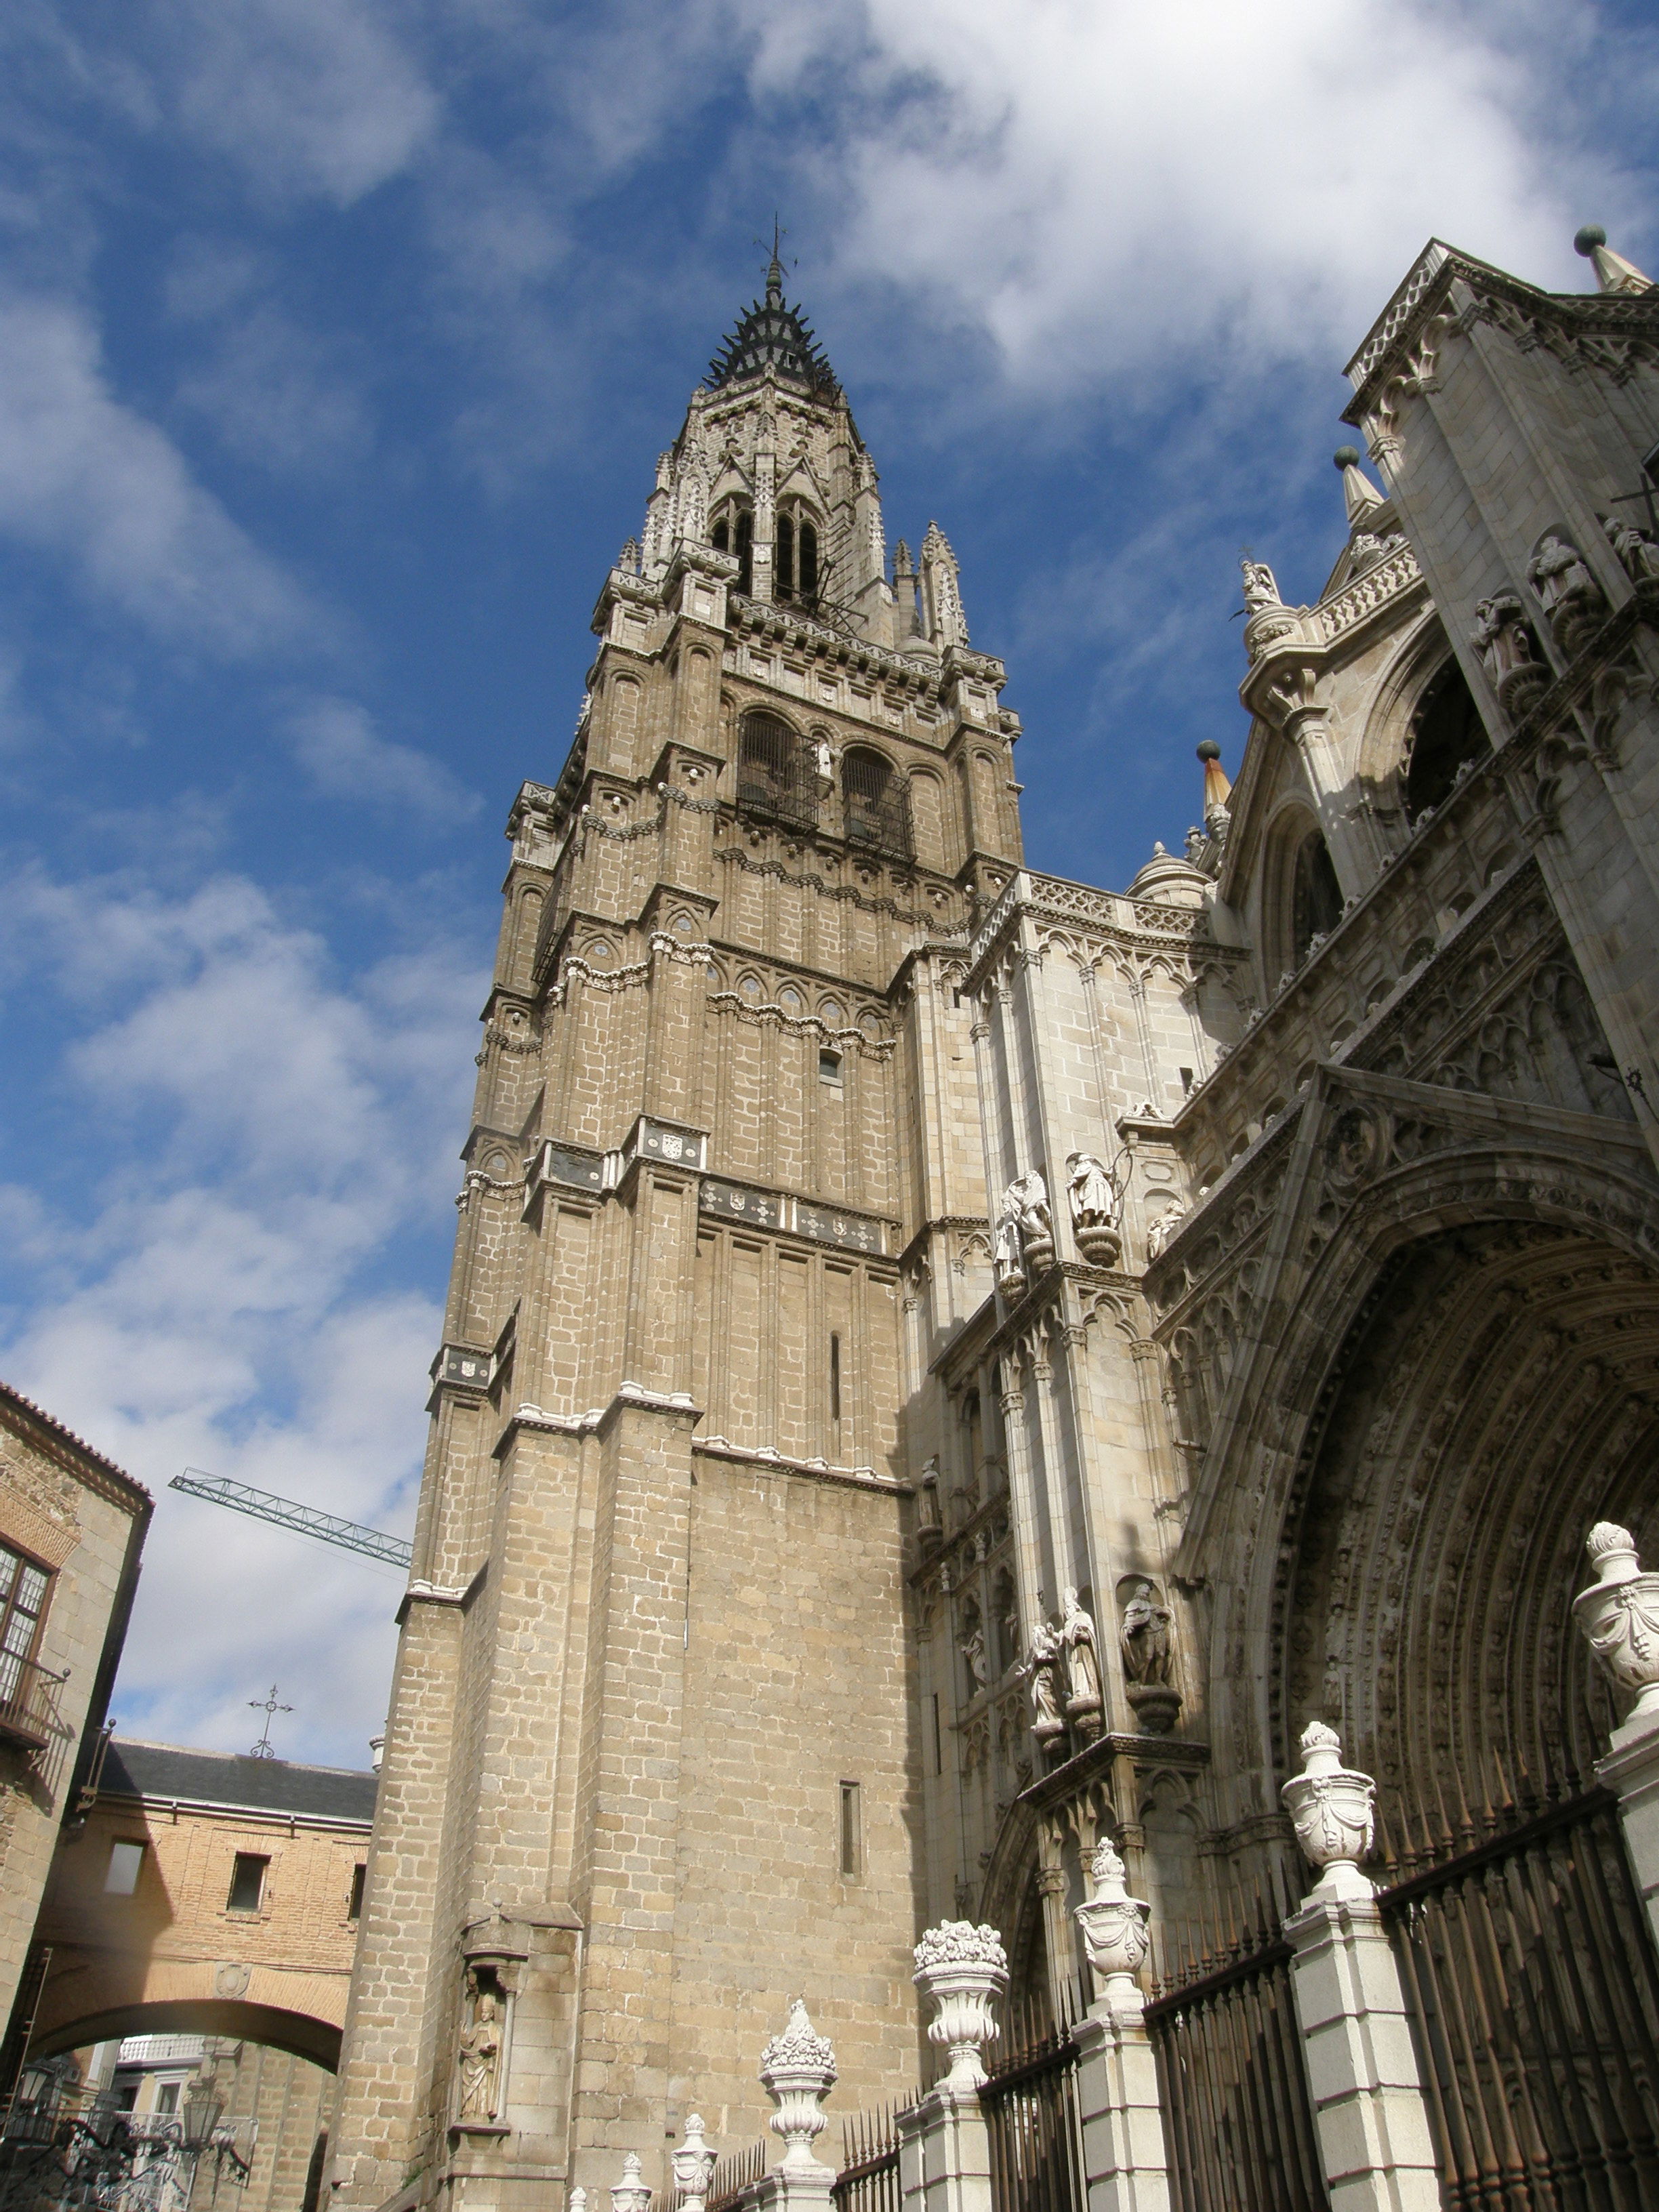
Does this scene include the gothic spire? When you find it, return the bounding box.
[705,247,840,401]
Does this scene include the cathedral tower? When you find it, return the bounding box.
[329,261,1023,2212]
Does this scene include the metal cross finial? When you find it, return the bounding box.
[247,1683,293,1759]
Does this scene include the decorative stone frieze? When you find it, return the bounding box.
[913,1921,1009,2089]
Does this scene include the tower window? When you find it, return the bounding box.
[227,1853,270,1914]
[838,1781,862,1877]
[799,520,819,602]
[714,504,753,594]
[776,512,795,598]
[737,712,817,832]
[830,1332,842,1423]
[841,747,912,860]
[819,1048,843,1084]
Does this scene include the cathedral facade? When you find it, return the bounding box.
[331,230,1659,2212]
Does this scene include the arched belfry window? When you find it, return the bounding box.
[1291,827,1343,963]
[841,747,912,860]
[712,502,754,595]
[1404,658,1487,823]
[776,506,820,607]
[736,712,817,832]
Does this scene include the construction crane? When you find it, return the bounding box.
[168,1471,414,1570]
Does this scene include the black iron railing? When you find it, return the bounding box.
[1378,1777,1659,2211]
[1144,1900,1328,2212]
[0,1658,65,1753]
[833,2105,904,2212]
[701,2139,766,2212]
[980,1993,1086,2212]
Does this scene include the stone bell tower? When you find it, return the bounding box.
[329,258,1024,2212]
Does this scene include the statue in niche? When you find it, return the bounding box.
[1240,559,1282,613]
[1023,1620,1066,1755]
[1145,1204,1184,1260]
[960,1611,989,1695]
[1120,1579,1174,1684]
[1059,1588,1103,1734]
[1067,1152,1126,1265]
[813,733,834,781]
[1471,593,1547,713]
[457,1975,503,2123]
[1603,512,1659,583]
[1527,531,1605,651]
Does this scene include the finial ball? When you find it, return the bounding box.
[1575,224,1607,257]
[1332,445,1361,470]
[1195,740,1222,762]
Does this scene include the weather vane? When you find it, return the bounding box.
[756,216,794,276]
[247,1683,293,1760]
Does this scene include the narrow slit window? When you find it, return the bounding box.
[227,1852,270,1914]
[931,1693,943,1776]
[348,1863,367,1920]
[838,1781,861,1877]
[799,521,819,602]
[830,1334,842,1425]
[776,513,796,598]
[104,1841,144,1896]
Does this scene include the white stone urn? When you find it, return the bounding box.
[1073,1839,1151,2002]
[1574,1523,1659,1729]
[671,2117,716,2212]
[611,2154,651,2212]
[913,1921,1009,2090]
[759,2001,837,2169]
[1281,1722,1376,1898]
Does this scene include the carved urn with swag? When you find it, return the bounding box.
[913,1921,1009,2090]
[1073,1839,1151,2003]
[759,2001,837,2168]
[1281,1721,1376,1896]
[1574,1522,1659,1730]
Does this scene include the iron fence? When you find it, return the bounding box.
[1378,1776,1659,2211]
[701,2139,766,2212]
[1144,1898,1328,2212]
[979,1990,1085,2212]
[832,2106,903,2212]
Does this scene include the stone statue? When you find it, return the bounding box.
[813,733,834,781]
[1471,593,1547,714]
[1066,1153,1120,1233]
[1527,531,1604,651]
[960,1621,988,1693]
[1023,1620,1065,1748]
[1120,1579,1174,1685]
[1603,512,1659,583]
[1059,1588,1103,1717]
[1240,559,1281,613]
[1145,1204,1184,1260]
[992,1197,1026,1288]
[996,1171,1052,1284]
[457,1982,501,2122]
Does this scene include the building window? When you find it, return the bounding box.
[104,1841,145,1896]
[841,747,912,859]
[349,1863,367,1921]
[737,711,817,832]
[0,1544,49,1706]
[1290,829,1343,963]
[838,1781,861,1877]
[1404,658,1487,823]
[712,504,754,594]
[155,2084,180,2116]
[226,1853,270,1914]
[819,1048,843,1084]
[775,510,821,606]
[830,1333,842,1425]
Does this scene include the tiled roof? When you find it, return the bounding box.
[102,1737,377,1825]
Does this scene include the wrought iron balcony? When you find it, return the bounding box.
[0,1656,67,1753]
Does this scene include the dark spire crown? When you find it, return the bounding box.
[705,257,840,400]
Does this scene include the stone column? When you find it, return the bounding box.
[1574,1521,1659,1954]
[1071,1839,1169,2212]
[1280,1725,1440,2212]
[754,2003,837,2212]
[901,1923,1007,2212]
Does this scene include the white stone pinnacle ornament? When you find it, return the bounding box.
[760,2000,837,2168]
[913,1920,1008,2089]
[1281,1722,1376,1898]
[1073,1838,1151,2002]
[611,2154,651,2212]
[671,2116,717,2212]
[1574,1523,1659,1731]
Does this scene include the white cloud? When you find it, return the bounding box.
[729,0,1637,393]
[150,0,439,207]
[289,695,481,821]
[0,867,485,1765]
[0,293,316,652]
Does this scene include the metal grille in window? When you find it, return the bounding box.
[841,750,912,860]
[737,714,819,833]
[0,1548,47,1709]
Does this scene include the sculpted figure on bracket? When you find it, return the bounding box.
[1023,1620,1067,1762]
[996,1170,1054,1288]
[1060,1587,1104,1741]
[1472,592,1549,716]
[1526,531,1605,653]
[1120,1577,1182,1736]
[1603,512,1659,584]
[1067,1151,1127,1267]
[1240,560,1282,613]
[456,1975,503,2123]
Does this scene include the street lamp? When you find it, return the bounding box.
[179,2083,224,2156]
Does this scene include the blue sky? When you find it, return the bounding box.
[0,0,1654,1767]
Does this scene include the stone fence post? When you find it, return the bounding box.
[1574,1521,1659,1954]
[1280,1723,1440,2212]
[754,2002,838,2212]
[899,1923,1006,2212]
[1071,1839,1168,2212]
